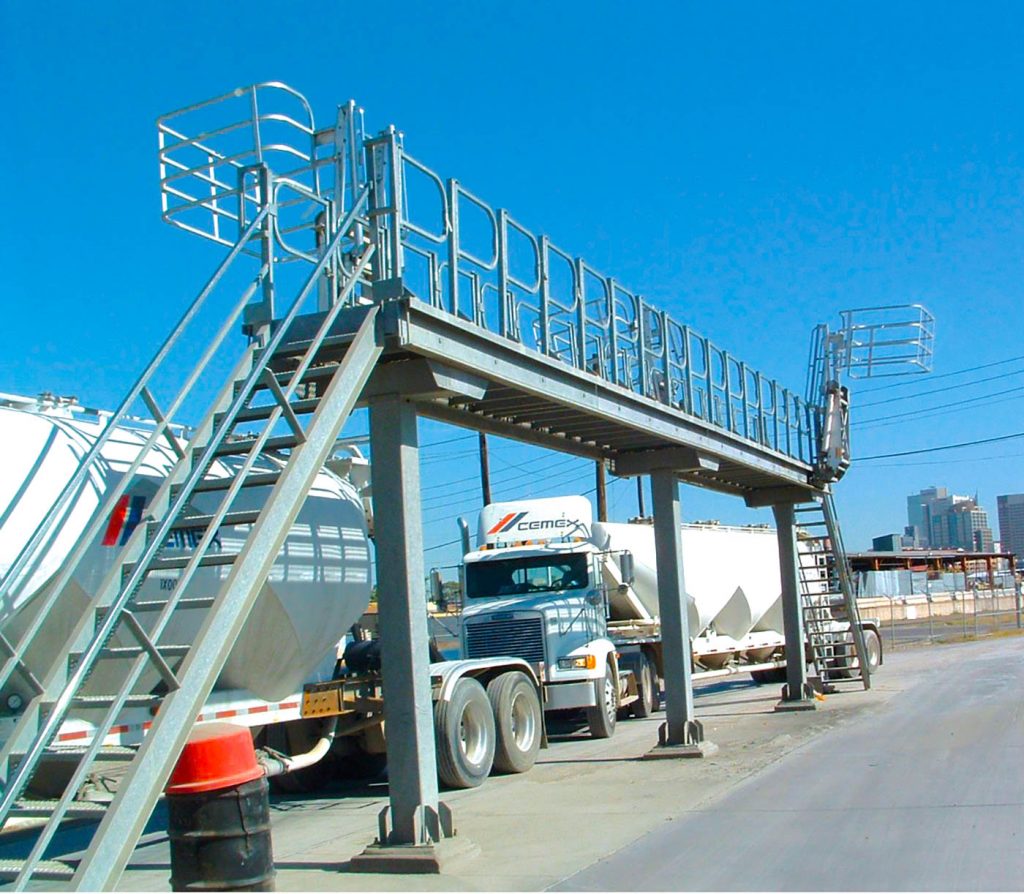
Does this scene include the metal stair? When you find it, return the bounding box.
[794,494,871,691]
[0,175,382,886]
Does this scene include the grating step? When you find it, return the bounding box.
[124,552,237,574]
[187,471,281,493]
[22,745,137,763]
[0,860,75,882]
[11,799,108,820]
[127,596,216,613]
[208,434,301,459]
[227,398,320,425]
[46,694,163,712]
[71,645,190,665]
[160,510,262,531]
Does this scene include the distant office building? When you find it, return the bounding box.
[997,494,1024,567]
[906,486,946,547]
[872,533,903,552]
[906,486,994,552]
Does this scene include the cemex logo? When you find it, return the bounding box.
[487,512,580,535]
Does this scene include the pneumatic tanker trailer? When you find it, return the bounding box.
[0,393,544,792]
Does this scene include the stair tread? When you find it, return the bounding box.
[161,510,261,531]
[189,471,280,493]
[129,596,216,612]
[52,694,162,710]
[124,552,237,573]
[13,799,107,817]
[0,859,75,881]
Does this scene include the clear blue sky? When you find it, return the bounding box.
[3,1,1023,566]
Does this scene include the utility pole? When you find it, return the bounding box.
[596,460,608,522]
[479,432,492,505]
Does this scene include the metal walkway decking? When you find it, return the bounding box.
[277,298,818,499]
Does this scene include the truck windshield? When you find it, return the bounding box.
[465,554,589,598]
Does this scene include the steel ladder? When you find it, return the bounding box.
[793,493,871,691]
[0,188,381,889]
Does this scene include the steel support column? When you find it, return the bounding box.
[647,470,710,754]
[773,503,814,708]
[369,396,443,845]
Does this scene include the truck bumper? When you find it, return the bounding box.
[544,680,597,711]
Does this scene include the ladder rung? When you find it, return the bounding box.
[23,745,137,763]
[72,645,190,663]
[188,471,281,493]
[163,510,262,531]
[52,694,163,711]
[125,552,237,574]
[128,596,216,613]
[0,860,75,882]
[209,434,301,459]
[228,398,319,425]
[11,799,108,819]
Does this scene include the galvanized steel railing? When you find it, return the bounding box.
[158,83,822,466]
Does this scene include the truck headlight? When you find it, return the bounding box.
[557,655,597,670]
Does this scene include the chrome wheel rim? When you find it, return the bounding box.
[509,690,537,752]
[459,701,489,765]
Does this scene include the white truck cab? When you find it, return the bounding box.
[460,497,633,738]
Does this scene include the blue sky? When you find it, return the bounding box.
[3,1,1024,566]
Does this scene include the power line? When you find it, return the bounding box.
[867,451,1024,468]
[854,353,1024,395]
[858,430,1024,461]
[854,369,1024,409]
[853,385,1024,429]
[420,453,582,500]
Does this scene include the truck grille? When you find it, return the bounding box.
[465,616,545,664]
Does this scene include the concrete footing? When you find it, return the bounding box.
[643,739,719,759]
[775,682,818,712]
[642,719,718,759]
[348,836,479,874]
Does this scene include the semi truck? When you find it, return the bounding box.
[0,393,544,795]
[459,495,874,739]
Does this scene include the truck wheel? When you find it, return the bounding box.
[631,656,655,718]
[487,672,542,774]
[586,662,617,739]
[862,628,882,671]
[435,677,496,789]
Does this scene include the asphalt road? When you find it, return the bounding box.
[556,637,1024,891]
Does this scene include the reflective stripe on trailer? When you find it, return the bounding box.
[55,700,304,747]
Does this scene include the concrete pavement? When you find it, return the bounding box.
[107,639,1009,891]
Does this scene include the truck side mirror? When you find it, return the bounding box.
[619,551,635,586]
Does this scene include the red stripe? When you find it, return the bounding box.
[487,513,515,535]
[215,710,237,719]
[281,701,299,710]
[248,705,269,714]
[110,725,129,735]
[102,496,130,546]
[57,730,89,742]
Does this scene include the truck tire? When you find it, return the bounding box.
[435,677,496,789]
[752,666,788,685]
[631,656,655,719]
[862,628,882,671]
[486,671,542,774]
[586,662,617,739]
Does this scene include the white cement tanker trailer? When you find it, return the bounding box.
[460,496,813,739]
[0,393,545,793]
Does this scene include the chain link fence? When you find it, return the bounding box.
[857,579,1023,650]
